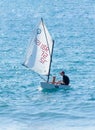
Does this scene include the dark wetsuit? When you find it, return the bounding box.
[62,75,70,85]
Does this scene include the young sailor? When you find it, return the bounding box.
[51,71,70,85]
[59,71,70,85]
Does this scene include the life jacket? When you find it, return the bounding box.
[63,75,70,85]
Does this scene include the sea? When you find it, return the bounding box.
[0,0,95,130]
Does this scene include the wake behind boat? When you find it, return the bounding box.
[23,18,69,89]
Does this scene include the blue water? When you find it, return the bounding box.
[0,0,95,129]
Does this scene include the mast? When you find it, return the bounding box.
[47,40,54,82]
[41,18,54,82]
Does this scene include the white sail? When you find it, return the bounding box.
[23,19,53,75]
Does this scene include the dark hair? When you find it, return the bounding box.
[61,71,65,74]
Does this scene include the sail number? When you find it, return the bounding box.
[36,39,49,64]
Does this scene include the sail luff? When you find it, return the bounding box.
[41,18,51,56]
[41,18,54,82]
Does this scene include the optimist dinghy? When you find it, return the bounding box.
[40,82,69,89]
[23,18,69,89]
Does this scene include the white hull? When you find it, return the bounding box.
[40,82,70,89]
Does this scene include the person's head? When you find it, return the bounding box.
[60,71,65,76]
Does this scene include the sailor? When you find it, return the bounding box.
[58,71,70,85]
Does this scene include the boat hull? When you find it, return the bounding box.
[40,82,70,89]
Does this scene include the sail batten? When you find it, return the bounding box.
[23,18,53,76]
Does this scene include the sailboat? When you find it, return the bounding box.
[23,18,69,89]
